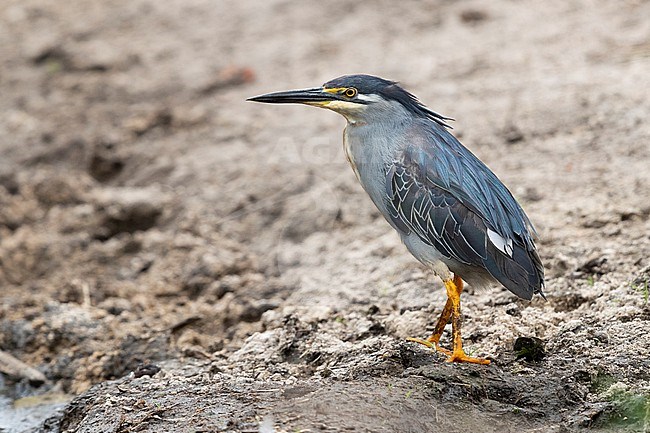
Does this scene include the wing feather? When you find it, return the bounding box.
[386,126,544,299]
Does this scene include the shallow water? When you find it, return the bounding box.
[0,378,70,433]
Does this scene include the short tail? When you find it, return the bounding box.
[485,241,545,301]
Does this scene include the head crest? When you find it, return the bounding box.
[323,74,454,128]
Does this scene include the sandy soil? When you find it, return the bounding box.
[1,0,649,432]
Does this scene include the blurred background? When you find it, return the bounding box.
[1,0,649,432]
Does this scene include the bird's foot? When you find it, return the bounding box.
[406,337,452,356]
[445,349,490,365]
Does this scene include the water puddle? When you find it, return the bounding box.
[0,376,71,433]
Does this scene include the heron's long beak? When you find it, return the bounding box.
[247,87,341,105]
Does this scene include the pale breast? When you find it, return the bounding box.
[342,125,395,223]
[343,127,361,182]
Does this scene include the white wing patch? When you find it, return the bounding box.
[487,228,514,257]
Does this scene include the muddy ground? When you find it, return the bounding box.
[1,0,649,432]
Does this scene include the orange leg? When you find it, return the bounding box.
[406,278,458,355]
[408,275,490,365]
[444,276,490,364]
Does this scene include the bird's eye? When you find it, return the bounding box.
[344,88,358,98]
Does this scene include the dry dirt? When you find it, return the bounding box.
[1,0,649,432]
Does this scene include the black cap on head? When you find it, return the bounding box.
[324,74,453,128]
[323,74,396,94]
